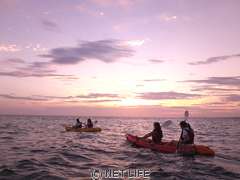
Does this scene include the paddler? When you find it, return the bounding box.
[141,122,163,144]
[74,118,82,128]
[179,120,194,145]
[86,118,93,128]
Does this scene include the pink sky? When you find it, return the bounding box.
[0,0,240,117]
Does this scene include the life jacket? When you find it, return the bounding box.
[186,127,194,144]
[181,126,194,144]
[75,122,82,128]
[87,122,93,128]
[152,129,163,144]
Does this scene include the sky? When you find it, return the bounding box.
[0,0,240,117]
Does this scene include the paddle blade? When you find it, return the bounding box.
[184,110,189,121]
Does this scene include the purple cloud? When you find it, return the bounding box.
[0,94,48,101]
[225,94,240,102]
[0,71,75,78]
[34,95,74,100]
[191,86,240,92]
[0,58,76,79]
[189,54,240,65]
[76,93,120,99]
[39,39,135,64]
[0,93,122,102]
[41,19,59,31]
[1,58,25,65]
[183,76,240,87]
[138,91,201,100]
[35,93,120,99]
[1,39,134,79]
[149,59,165,63]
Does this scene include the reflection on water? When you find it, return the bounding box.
[0,115,240,179]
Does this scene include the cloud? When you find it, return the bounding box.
[0,93,122,103]
[76,93,120,99]
[0,94,48,101]
[225,94,240,102]
[41,19,59,32]
[35,93,120,100]
[189,54,240,65]
[0,58,77,79]
[149,59,165,63]
[55,76,79,81]
[205,102,229,106]
[28,61,50,69]
[158,13,177,22]
[191,86,240,92]
[24,43,47,52]
[0,39,133,79]
[126,40,145,47]
[84,99,122,103]
[0,44,20,52]
[0,43,47,53]
[0,71,75,78]
[40,39,134,64]
[137,91,201,100]
[143,79,165,82]
[0,58,25,65]
[90,0,138,8]
[34,95,73,100]
[183,76,240,87]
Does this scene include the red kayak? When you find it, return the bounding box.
[126,134,215,156]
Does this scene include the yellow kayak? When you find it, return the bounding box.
[64,125,102,132]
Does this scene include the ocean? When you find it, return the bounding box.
[0,115,239,180]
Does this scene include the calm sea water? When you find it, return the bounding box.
[0,115,240,180]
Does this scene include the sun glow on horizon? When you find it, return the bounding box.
[0,1,240,116]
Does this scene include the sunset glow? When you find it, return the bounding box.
[0,0,240,117]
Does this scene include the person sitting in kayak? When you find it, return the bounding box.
[86,118,93,128]
[179,121,194,144]
[74,118,82,128]
[141,122,163,144]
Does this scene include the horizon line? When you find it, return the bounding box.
[0,113,239,119]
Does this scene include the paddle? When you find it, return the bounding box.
[176,110,189,152]
[184,110,189,122]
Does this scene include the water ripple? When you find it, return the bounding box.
[0,115,240,179]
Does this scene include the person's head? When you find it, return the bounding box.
[184,110,189,118]
[76,118,80,123]
[180,121,188,129]
[153,122,161,131]
[87,118,92,123]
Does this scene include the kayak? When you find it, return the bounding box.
[126,134,215,156]
[64,125,102,132]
